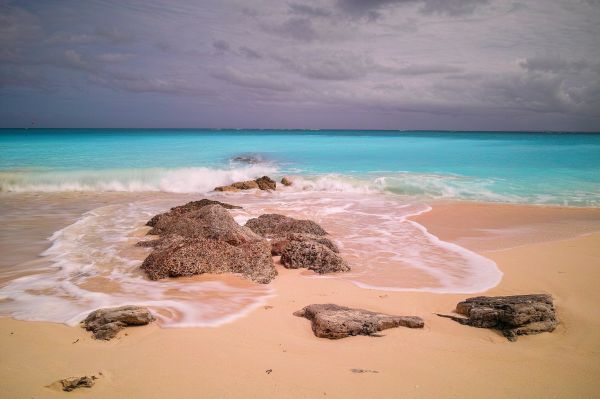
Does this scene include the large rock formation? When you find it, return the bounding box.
[215,176,276,192]
[270,233,339,256]
[437,294,558,341]
[146,199,241,229]
[294,304,424,339]
[141,236,276,283]
[147,204,261,245]
[280,241,349,274]
[82,306,155,340]
[245,214,327,238]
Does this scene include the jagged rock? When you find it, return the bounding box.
[82,306,155,340]
[141,236,276,284]
[280,241,349,273]
[270,233,339,256]
[281,177,293,186]
[146,204,261,245]
[245,214,327,238]
[294,304,424,339]
[255,176,276,190]
[59,376,96,391]
[146,199,241,228]
[214,176,276,192]
[437,294,558,341]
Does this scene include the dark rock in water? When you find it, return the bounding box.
[294,304,424,339]
[147,204,261,246]
[281,177,293,186]
[280,241,349,274]
[245,214,327,238]
[437,294,558,341]
[271,233,339,256]
[231,155,264,164]
[255,176,276,190]
[82,306,155,340]
[59,376,96,391]
[146,199,241,228]
[214,176,276,192]
[141,236,276,284]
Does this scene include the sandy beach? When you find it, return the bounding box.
[1,201,599,398]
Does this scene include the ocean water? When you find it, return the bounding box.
[0,129,599,327]
[1,129,600,205]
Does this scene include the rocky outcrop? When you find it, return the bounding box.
[231,155,264,164]
[280,241,349,273]
[294,304,424,339]
[147,204,262,245]
[270,233,339,256]
[215,176,276,192]
[146,199,241,228]
[141,236,276,284]
[59,376,96,391]
[437,294,558,341]
[82,306,155,340]
[281,177,293,186]
[245,214,327,238]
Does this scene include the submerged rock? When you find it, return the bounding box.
[245,214,327,238]
[437,294,558,341]
[147,204,261,245]
[281,177,293,186]
[59,376,96,391]
[141,236,276,284]
[214,176,276,192]
[231,154,264,164]
[270,233,339,256]
[294,304,424,339]
[280,241,349,273]
[82,306,155,340]
[146,199,241,228]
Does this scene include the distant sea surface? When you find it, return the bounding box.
[1,129,600,205]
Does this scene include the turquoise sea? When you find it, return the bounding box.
[1,129,599,205]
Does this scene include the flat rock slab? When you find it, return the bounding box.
[437,294,558,341]
[82,306,155,340]
[215,175,276,192]
[245,214,327,238]
[294,304,424,339]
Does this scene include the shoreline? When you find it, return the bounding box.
[1,200,599,397]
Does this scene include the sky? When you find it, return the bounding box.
[0,0,599,130]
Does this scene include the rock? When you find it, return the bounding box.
[437,294,558,341]
[294,304,424,339]
[146,199,241,228]
[255,176,276,190]
[281,177,293,186]
[135,239,162,248]
[82,306,155,340]
[231,155,264,164]
[245,214,327,238]
[59,376,96,391]
[146,204,261,246]
[280,241,349,274]
[214,176,276,192]
[141,236,276,284]
[270,233,339,256]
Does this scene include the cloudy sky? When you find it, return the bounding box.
[1,0,599,130]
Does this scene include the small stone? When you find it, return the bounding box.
[60,376,95,392]
[281,177,293,186]
[82,306,155,340]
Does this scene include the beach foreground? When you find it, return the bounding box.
[1,201,599,398]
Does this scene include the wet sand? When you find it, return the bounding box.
[1,201,600,398]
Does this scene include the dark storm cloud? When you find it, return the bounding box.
[1,0,599,130]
